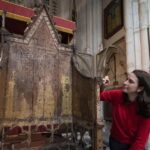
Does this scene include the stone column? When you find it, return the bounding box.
[75,0,87,51]
[148,0,150,72]
[124,0,136,72]
[91,0,103,77]
[57,0,72,19]
[133,0,142,69]
[92,0,98,53]
[97,0,103,53]
[139,0,150,72]
[86,0,93,52]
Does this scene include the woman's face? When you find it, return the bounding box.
[123,72,139,94]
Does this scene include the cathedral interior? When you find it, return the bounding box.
[0,0,150,149]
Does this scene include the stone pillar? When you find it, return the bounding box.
[91,0,103,77]
[86,0,93,52]
[75,0,87,51]
[124,0,136,72]
[148,0,150,72]
[75,0,102,55]
[139,0,150,72]
[133,1,142,69]
[92,0,102,54]
[95,0,103,53]
[57,0,72,19]
[82,0,87,51]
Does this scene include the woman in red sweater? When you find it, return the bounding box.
[100,70,150,150]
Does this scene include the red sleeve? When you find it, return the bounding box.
[100,89,123,104]
[130,117,150,150]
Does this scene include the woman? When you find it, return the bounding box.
[100,70,150,150]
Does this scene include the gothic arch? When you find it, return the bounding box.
[96,44,127,86]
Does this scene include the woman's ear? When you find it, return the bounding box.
[137,86,144,92]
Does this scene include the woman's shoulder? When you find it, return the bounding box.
[102,89,123,98]
[104,89,123,95]
[101,89,124,103]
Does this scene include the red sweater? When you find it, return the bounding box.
[101,89,150,150]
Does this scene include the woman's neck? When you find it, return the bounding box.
[128,93,137,102]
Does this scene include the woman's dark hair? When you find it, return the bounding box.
[133,70,150,118]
